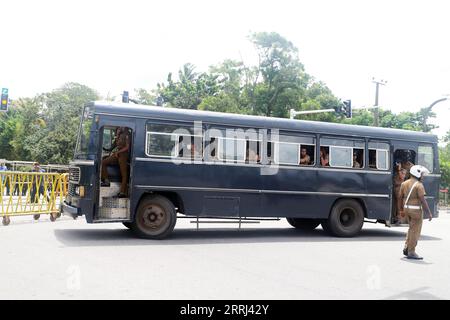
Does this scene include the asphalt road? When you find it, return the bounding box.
[0,209,449,300]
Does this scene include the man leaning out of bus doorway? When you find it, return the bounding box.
[101,127,130,198]
[398,165,433,260]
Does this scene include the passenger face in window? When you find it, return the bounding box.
[300,148,310,165]
[320,147,329,166]
[247,148,260,163]
[353,152,361,168]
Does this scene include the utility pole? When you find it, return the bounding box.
[372,78,387,127]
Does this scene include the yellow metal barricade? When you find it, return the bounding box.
[0,171,68,226]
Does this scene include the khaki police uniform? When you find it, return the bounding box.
[393,173,408,224]
[399,177,426,255]
[101,130,130,195]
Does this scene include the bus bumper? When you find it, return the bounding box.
[60,201,81,219]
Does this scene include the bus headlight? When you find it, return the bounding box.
[75,186,85,197]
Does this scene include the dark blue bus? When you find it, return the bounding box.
[61,101,440,239]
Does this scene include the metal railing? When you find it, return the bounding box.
[0,171,69,225]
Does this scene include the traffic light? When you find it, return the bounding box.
[1,88,9,112]
[122,91,129,103]
[333,105,342,114]
[343,100,352,118]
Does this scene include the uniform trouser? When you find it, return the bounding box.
[101,153,129,194]
[404,209,423,254]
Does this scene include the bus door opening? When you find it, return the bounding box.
[97,126,132,221]
[391,149,416,224]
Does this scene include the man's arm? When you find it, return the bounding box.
[398,183,405,218]
[113,135,130,157]
[418,184,432,221]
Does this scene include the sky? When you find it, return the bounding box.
[1,0,450,139]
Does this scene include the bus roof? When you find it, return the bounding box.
[92,101,438,144]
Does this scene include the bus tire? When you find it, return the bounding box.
[122,222,132,229]
[322,199,364,237]
[131,195,177,239]
[2,216,10,226]
[33,214,40,220]
[286,218,321,230]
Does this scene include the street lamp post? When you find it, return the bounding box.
[372,78,387,127]
[428,97,449,110]
[424,96,449,133]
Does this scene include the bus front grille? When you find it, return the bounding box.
[68,183,77,197]
[69,166,80,183]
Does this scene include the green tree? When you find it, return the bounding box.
[37,83,99,164]
[134,88,156,105]
[157,63,219,109]
[247,32,306,117]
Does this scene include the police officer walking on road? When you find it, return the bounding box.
[398,165,433,260]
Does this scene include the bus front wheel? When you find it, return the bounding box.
[322,199,364,237]
[286,218,321,230]
[131,195,177,239]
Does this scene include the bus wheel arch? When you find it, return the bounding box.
[131,194,177,239]
[321,198,366,237]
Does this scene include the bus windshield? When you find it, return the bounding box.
[74,105,95,160]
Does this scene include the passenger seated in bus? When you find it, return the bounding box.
[320,147,329,166]
[189,143,202,159]
[300,147,311,165]
[247,148,260,163]
[353,151,361,168]
[101,127,130,198]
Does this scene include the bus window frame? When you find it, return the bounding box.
[299,143,316,166]
[418,144,434,173]
[176,134,205,160]
[375,149,389,170]
[268,132,316,166]
[367,140,390,171]
[352,147,365,169]
[272,141,301,166]
[145,131,178,158]
[216,136,254,163]
[323,145,354,168]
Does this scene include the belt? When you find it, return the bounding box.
[405,205,421,210]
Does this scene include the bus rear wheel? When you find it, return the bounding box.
[131,195,177,239]
[322,199,364,237]
[286,218,321,230]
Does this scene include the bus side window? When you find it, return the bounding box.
[300,144,315,166]
[321,138,365,169]
[418,144,434,172]
[267,142,274,164]
[369,143,389,170]
[369,150,377,168]
[353,148,364,168]
[246,140,261,164]
[218,137,246,162]
[320,146,330,167]
[178,135,203,160]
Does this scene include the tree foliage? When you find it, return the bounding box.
[0,82,98,164]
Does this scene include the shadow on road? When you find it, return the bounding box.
[400,257,434,265]
[383,286,442,300]
[53,226,442,247]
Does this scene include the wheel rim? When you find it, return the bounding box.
[140,204,167,231]
[339,208,356,228]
